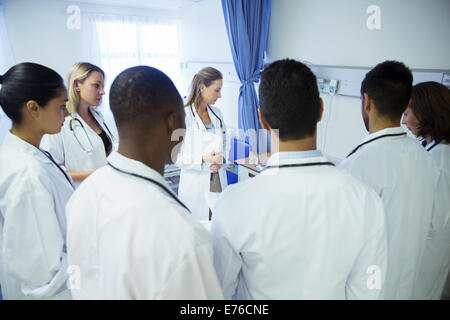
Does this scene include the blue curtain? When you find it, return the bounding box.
[221,0,270,153]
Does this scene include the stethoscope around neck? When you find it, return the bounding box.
[190,105,223,131]
[69,113,115,153]
[346,132,407,158]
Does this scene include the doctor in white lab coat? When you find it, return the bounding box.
[401,82,450,299]
[0,63,74,299]
[339,62,440,300]
[41,62,116,188]
[212,60,388,299]
[177,67,229,221]
[66,66,223,299]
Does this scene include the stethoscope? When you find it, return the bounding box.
[190,105,223,132]
[190,105,226,163]
[346,133,407,158]
[69,114,115,153]
[107,162,191,213]
[263,162,335,171]
[38,149,75,190]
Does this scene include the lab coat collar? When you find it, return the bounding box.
[189,105,221,132]
[107,151,175,195]
[88,106,108,131]
[361,126,406,144]
[189,105,206,131]
[265,150,329,168]
[75,107,103,133]
[3,131,53,163]
[425,140,436,151]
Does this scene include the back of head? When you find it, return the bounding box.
[361,60,413,120]
[259,59,321,141]
[0,62,64,124]
[110,65,182,131]
[67,62,105,118]
[185,67,222,107]
[410,81,450,144]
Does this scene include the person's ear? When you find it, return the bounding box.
[167,111,177,135]
[25,100,41,120]
[258,108,271,131]
[167,109,186,135]
[317,98,324,122]
[73,79,80,92]
[363,93,371,113]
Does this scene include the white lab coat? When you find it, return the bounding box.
[339,127,440,300]
[0,108,12,147]
[211,152,388,299]
[40,106,116,188]
[0,132,74,299]
[177,105,229,221]
[65,151,224,299]
[412,142,450,299]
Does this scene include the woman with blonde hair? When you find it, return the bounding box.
[176,67,229,221]
[41,62,115,187]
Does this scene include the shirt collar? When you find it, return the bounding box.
[107,151,174,195]
[265,149,328,167]
[361,126,406,144]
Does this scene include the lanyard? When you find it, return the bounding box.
[346,133,407,158]
[107,162,191,214]
[38,149,75,189]
[263,161,335,171]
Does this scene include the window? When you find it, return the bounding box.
[89,14,182,107]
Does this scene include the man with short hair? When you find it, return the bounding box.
[211,59,388,299]
[339,60,440,299]
[66,66,223,299]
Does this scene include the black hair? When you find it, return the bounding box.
[109,65,182,128]
[0,62,64,124]
[259,59,321,141]
[361,60,413,120]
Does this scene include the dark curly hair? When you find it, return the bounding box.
[409,81,450,144]
[109,65,182,128]
[259,59,321,141]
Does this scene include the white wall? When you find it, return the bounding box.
[268,0,450,69]
[0,0,181,77]
[177,0,239,130]
[0,0,240,130]
[268,0,450,158]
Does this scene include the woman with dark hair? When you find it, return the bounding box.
[176,67,229,221]
[402,81,450,299]
[0,63,74,299]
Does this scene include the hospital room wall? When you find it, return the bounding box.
[267,0,450,158]
[0,0,194,76]
[175,0,239,132]
[0,0,239,136]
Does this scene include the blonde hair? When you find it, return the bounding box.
[185,67,222,108]
[66,62,105,120]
